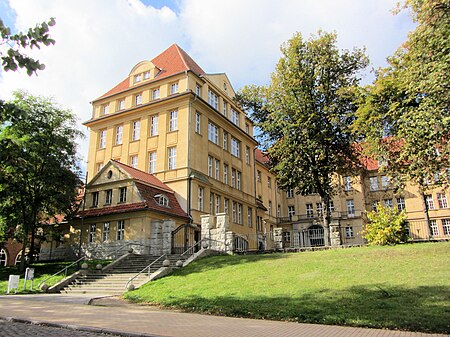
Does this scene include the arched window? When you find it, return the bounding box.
[15,250,22,265]
[0,248,7,266]
[155,194,169,207]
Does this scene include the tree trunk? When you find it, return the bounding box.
[19,240,28,273]
[28,227,36,264]
[322,196,331,246]
[420,190,432,239]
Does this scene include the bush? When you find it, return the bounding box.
[363,203,409,245]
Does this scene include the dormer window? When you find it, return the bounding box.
[134,74,141,83]
[170,82,179,94]
[143,71,150,80]
[155,194,169,207]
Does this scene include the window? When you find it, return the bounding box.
[92,192,99,207]
[345,226,354,238]
[156,194,169,207]
[347,199,355,216]
[119,187,127,203]
[231,168,236,188]
[287,188,294,198]
[231,137,240,157]
[437,193,448,208]
[208,156,213,177]
[257,170,261,182]
[268,200,272,216]
[134,74,141,83]
[195,84,201,96]
[238,203,243,224]
[170,82,178,94]
[135,93,142,105]
[288,205,295,218]
[99,129,106,149]
[116,220,125,240]
[223,101,227,116]
[224,198,229,215]
[267,177,272,188]
[97,162,104,172]
[103,222,110,241]
[442,219,450,235]
[150,115,158,136]
[231,109,239,126]
[103,104,109,115]
[169,110,178,131]
[215,195,220,214]
[148,152,156,174]
[245,146,251,164]
[384,198,393,208]
[118,99,125,110]
[208,122,219,144]
[371,201,378,212]
[369,177,379,191]
[208,90,218,109]
[277,205,281,217]
[344,176,352,191]
[198,187,204,211]
[283,232,291,242]
[381,175,390,190]
[328,201,334,213]
[195,112,201,133]
[89,224,96,243]
[223,132,228,150]
[223,164,228,184]
[248,207,253,227]
[215,159,220,180]
[397,197,406,211]
[130,155,138,168]
[232,201,237,223]
[245,124,250,134]
[209,193,214,214]
[115,125,123,145]
[236,171,241,190]
[0,248,7,266]
[430,220,439,236]
[152,88,160,100]
[168,147,176,170]
[132,120,140,141]
[143,71,150,79]
[105,189,112,205]
[316,203,323,217]
[306,204,313,218]
[425,195,435,210]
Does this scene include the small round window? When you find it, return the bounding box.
[107,170,113,179]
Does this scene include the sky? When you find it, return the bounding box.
[0,0,416,172]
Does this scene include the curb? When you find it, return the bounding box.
[0,316,168,337]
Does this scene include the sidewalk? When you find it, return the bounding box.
[0,294,447,337]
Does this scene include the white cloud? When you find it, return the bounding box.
[0,0,415,171]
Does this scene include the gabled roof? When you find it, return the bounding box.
[97,44,205,100]
[255,149,270,166]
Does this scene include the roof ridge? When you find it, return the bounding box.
[174,44,190,71]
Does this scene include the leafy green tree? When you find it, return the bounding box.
[363,203,409,245]
[0,91,82,270]
[0,17,55,75]
[237,31,368,245]
[353,0,450,231]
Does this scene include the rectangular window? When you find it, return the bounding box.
[119,187,127,203]
[89,224,96,243]
[195,112,201,133]
[267,177,272,188]
[231,168,236,188]
[277,205,281,217]
[328,201,335,213]
[92,192,99,207]
[344,176,352,191]
[224,198,229,215]
[397,197,406,211]
[208,90,218,109]
[231,109,239,126]
[345,226,354,238]
[222,101,227,116]
[283,232,291,242]
[103,104,109,115]
[316,203,323,217]
[170,82,178,94]
[245,146,251,164]
[430,219,439,236]
[347,199,355,216]
[168,147,176,170]
[215,159,220,180]
[208,122,219,144]
[135,93,142,105]
[238,203,243,224]
[245,124,250,134]
[231,137,240,157]
[105,189,112,205]
[223,164,228,184]
[150,115,158,136]
[102,222,110,241]
[248,207,253,227]
[132,120,140,141]
[381,175,390,190]
[268,200,272,216]
[232,201,237,223]
[118,99,125,110]
[257,170,261,182]
[198,187,204,211]
[97,163,104,172]
[369,176,379,191]
[210,193,214,213]
[288,205,295,218]
[306,204,313,218]
[99,129,106,149]
[437,193,448,208]
[148,151,157,174]
[287,188,294,198]
[169,110,178,131]
[144,71,150,79]
[116,220,125,241]
[223,132,228,150]
[115,125,123,145]
[152,88,160,100]
[195,84,201,96]
[134,74,141,83]
[442,219,450,235]
[425,195,435,210]
[384,198,393,208]
[215,195,220,215]
[236,171,241,190]
[208,156,213,177]
[130,155,138,168]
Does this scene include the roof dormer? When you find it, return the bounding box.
[129,61,161,86]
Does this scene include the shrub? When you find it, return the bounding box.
[363,203,409,245]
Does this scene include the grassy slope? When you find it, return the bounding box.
[125,242,450,333]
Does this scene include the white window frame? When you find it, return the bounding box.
[224,198,229,215]
[437,193,448,208]
[231,137,240,157]
[116,220,125,241]
[105,189,112,205]
[223,132,228,150]
[306,204,313,218]
[103,222,110,241]
[0,248,7,266]
[223,164,228,184]
[237,203,243,224]
[345,226,354,238]
[130,155,138,168]
[208,122,219,144]
[150,115,158,136]
[231,109,239,126]
[288,205,296,218]
[215,195,220,215]
[347,199,355,216]
[119,187,127,203]
[223,101,227,116]
[135,93,142,105]
[118,99,125,110]
[195,112,201,133]
[148,151,157,174]
[397,197,406,211]
[384,198,393,208]
[170,82,179,94]
[381,175,390,190]
[369,176,379,191]
[168,147,176,170]
[208,156,213,177]
[425,195,435,210]
[132,120,140,141]
[89,224,96,243]
[115,125,123,145]
[247,207,253,227]
[198,187,204,211]
[236,171,241,190]
[152,88,160,100]
[430,219,439,236]
[169,110,178,131]
[245,146,250,164]
[215,159,220,180]
[99,129,106,149]
[344,176,352,191]
[208,90,218,109]
[442,219,450,235]
[103,104,109,115]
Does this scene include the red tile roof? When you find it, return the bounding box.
[97,44,205,100]
[255,148,270,165]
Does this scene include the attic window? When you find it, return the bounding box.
[223,82,227,91]
[134,74,141,83]
[143,71,150,80]
[155,194,169,207]
[107,170,113,179]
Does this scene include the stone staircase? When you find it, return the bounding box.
[61,253,186,295]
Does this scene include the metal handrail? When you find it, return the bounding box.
[37,256,86,289]
[125,253,166,289]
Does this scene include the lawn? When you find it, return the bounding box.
[124,242,450,334]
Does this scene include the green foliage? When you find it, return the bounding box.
[0,17,55,75]
[363,203,409,245]
[125,242,450,333]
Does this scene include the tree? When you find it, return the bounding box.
[237,31,368,245]
[0,17,55,75]
[353,0,450,232]
[0,91,82,270]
